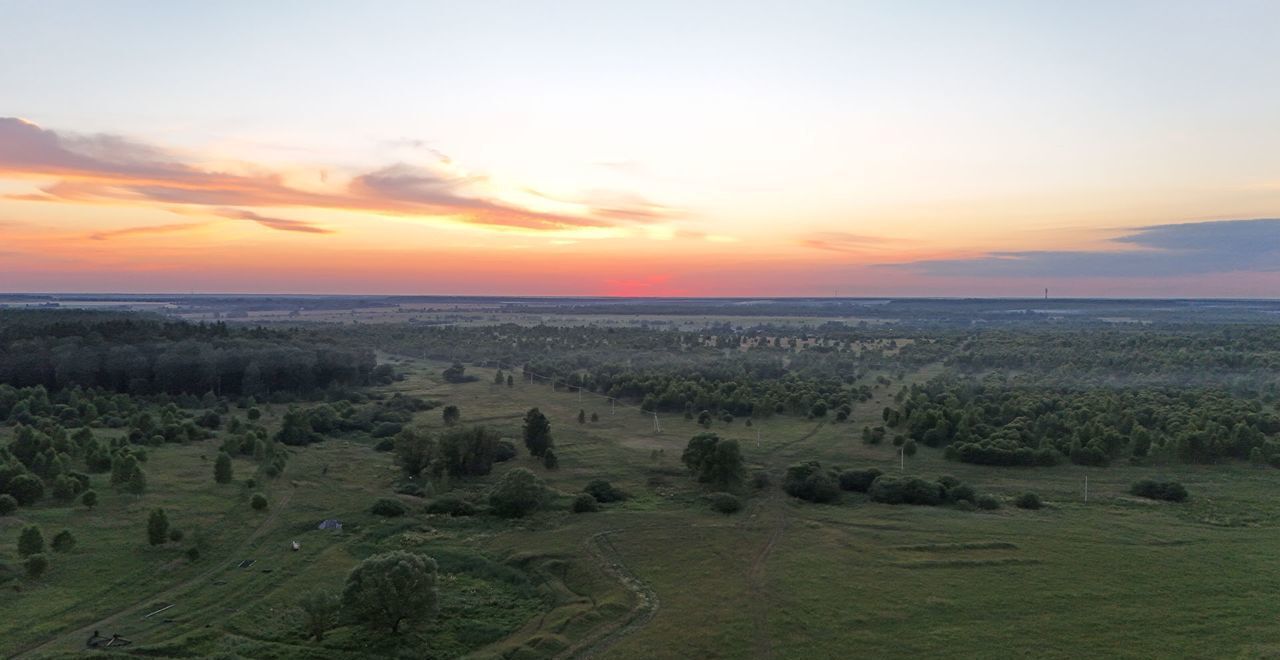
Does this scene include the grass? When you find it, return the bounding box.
[7,356,1280,658]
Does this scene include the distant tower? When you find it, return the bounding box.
[1044,288,1049,300]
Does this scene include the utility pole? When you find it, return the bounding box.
[900,446,905,471]
[653,412,661,434]
[756,427,761,449]
[1084,475,1088,503]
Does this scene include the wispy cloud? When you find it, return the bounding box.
[800,231,907,253]
[894,219,1280,278]
[0,117,629,232]
[90,221,214,241]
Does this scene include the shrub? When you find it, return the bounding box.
[494,440,518,462]
[147,509,170,545]
[868,476,944,506]
[1014,492,1043,510]
[838,468,882,493]
[750,470,771,489]
[438,426,502,477]
[186,547,201,561]
[214,452,234,484]
[168,528,185,543]
[18,525,45,557]
[371,498,407,517]
[24,553,49,579]
[374,437,395,452]
[0,494,16,516]
[542,448,559,470]
[81,489,98,510]
[707,492,742,514]
[489,468,547,518]
[442,405,461,426]
[976,494,1002,510]
[783,462,840,503]
[51,529,76,553]
[1130,479,1189,502]
[425,497,478,516]
[251,493,269,511]
[954,499,977,512]
[571,493,600,513]
[584,479,629,503]
[945,483,978,504]
[298,590,341,641]
[903,439,918,457]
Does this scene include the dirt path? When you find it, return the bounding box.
[15,487,296,658]
[747,493,788,660]
[565,529,661,660]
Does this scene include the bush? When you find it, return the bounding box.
[51,529,76,553]
[1130,479,1188,502]
[838,468,882,492]
[750,470,771,489]
[868,476,944,506]
[0,494,15,516]
[214,452,234,484]
[976,494,1002,510]
[489,468,547,518]
[542,448,559,470]
[783,462,840,503]
[425,497,478,516]
[494,440,518,462]
[251,493,269,511]
[81,490,98,509]
[571,493,600,513]
[438,426,502,477]
[168,528,184,543]
[374,437,395,452]
[18,525,45,557]
[903,439,918,457]
[371,498,407,517]
[707,492,742,514]
[944,482,978,504]
[1014,492,1043,509]
[24,553,48,579]
[147,509,170,545]
[186,547,201,561]
[584,479,629,503]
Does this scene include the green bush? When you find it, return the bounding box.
[571,493,600,513]
[371,498,407,517]
[0,494,16,516]
[707,492,742,514]
[1014,492,1043,509]
[976,494,1002,510]
[868,476,944,506]
[489,468,547,518]
[838,468,883,492]
[24,553,48,579]
[783,462,840,503]
[250,493,269,511]
[18,525,45,557]
[945,482,978,504]
[1130,479,1188,502]
[584,479,629,503]
[51,530,77,553]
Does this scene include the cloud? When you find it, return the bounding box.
[90,221,214,241]
[895,219,1280,278]
[213,209,334,234]
[0,117,621,231]
[800,231,907,253]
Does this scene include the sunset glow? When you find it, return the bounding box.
[3,1,1279,296]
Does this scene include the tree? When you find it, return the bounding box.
[681,433,743,491]
[542,448,559,470]
[251,493,269,511]
[275,407,318,446]
[51,529,77,552]
[298,590,341,641]
[506,374,514,388]
[590,412,599,422]
[393,427,436,479]
[489,467,547,518]
[0,494,16,516]
[437,426,501,477]
[782,462,839,503]
[147,508,170,545]
[81,489,98,510]
[24,553,49,579]
[571,493,599,513]
[707,492,742,514]
[577,409,586,424]
[342,551,439,633]
[522,408,553,457]
[494,370,505,385]
[442,362,468,383]
[8,474,44,505]
[111,454,146,494]
[1014,492,1043,510]
[441,405,461,426]
[18,525,44,557]
[214,452,234,484]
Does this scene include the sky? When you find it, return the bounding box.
[2,0,1279,297]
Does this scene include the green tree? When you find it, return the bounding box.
[522,408,553,457]
[577,409,586,424]
[442,405,461,426]
[147,508,170,545]
[275,407,318,446]
[489,467,547,518]
[214,452,234,484]
[493,370,505,385]
[681,433,743,491]
[18,525,44,557]
[393,427,436,479]
[81,489,98,510]
[437,426,501,477]
[506,374,514,388]
[542,448,559,470]
[251,493,269,511]
[341,551,439,633]
[0,494,16,516]
[298,590,341,641]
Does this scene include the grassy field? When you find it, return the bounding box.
[5,356,1280,658]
